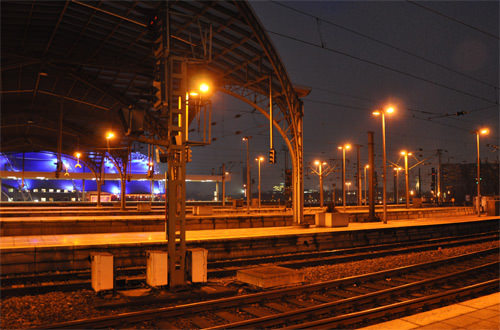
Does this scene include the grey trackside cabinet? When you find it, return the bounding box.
[146,250,168,287]
[187,248,208,283]
[90,252,113,292]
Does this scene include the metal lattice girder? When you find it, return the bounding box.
[1,0,305,223]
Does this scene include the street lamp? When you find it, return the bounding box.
[242,136,252,209]
[338,144,351,209]
[393,167,402,204]
[345,181,352,204]
[401,150,412,208]
[256,156,264,208]
[105,131,115,154]
[314,160,327,207]
[364,164,369,205]
[373,106,395,224]
[474,127,489,215]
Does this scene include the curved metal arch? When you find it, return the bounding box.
[220,88,304,223]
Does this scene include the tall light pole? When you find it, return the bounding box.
[393,167,402,204]
[314,160,327,207]
[474,128,489,215]
[373,106,395,224]
[364,164,369,205]
[242,136,252,209]
[338,144,351,209]
[401,150,412,208]
[256,156,264,208]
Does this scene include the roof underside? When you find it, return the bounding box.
[1,0,298,156]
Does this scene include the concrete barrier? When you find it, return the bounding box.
[486,200,499,216]
[315,212,349,227]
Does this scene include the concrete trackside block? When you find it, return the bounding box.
[137,202,151,212]
[316,212,349,227]
[236,266,303,288]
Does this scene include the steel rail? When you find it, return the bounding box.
[33,247,499,329]
[204,261,499,329]
[4,232,498,297]
[288,280,499,329]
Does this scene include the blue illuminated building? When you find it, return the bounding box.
[1,151,164,201]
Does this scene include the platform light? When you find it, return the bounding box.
[199,83,210,93]
[372,106,395,224]
[106,131,115,140]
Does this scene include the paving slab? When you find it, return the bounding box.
[357,293,500,330]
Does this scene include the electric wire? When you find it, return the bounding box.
[267,29,497,105]
[272,0,498,90]
[407,0,499,40]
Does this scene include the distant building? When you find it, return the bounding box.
[441,161,499,204]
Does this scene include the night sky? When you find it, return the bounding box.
[186,1,499,198]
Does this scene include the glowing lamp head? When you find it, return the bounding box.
[106,131,115,140]
[199,83,210,93]
[401,150,407,156]
[372,110,381,116]
[345,144,351,150]
[365,164,370,169]
[314,160,320,166]
[75,152,81,159]
[479,128,489,135]
[386,106,395,114]
[256,156,264,162]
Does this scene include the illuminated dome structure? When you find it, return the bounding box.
[1,151,162,202]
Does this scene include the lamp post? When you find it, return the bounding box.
[338,144,351,209]
[474,128,489,215]
[364,164,369,205]
[314,160,327,207]
[393,167,402,204]
[373,106,395,224]
[242,136,252,209]
[401,150,412,208]
[256,156,264,208]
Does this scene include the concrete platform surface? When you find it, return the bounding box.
[358,292,500,330]
[1,215,498,249]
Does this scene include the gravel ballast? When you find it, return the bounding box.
[1,241,498,329]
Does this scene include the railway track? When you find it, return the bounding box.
[35,247,499,329]
[2,230,498,296]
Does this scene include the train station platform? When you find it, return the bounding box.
[1,215,498,249]
[359,292,500,330]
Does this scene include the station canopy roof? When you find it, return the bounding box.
[1,0,300,157]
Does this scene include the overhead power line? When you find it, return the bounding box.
[267,29,497,105]
[272,1,498,90]
[407,0,499,40]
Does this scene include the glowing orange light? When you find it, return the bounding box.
[479,128,489,135]
[199,83,210,93]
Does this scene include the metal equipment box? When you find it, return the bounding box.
[90,252,113,292]
[187,248,208,283]
[146,250,168,287]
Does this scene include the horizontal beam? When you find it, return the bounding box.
[0,171,231,183]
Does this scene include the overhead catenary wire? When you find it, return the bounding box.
[267,29,497,105]
[406,0,499,40]
[271,1,499,90]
